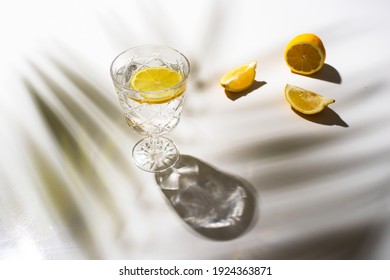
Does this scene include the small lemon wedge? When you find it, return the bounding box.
[220,61,257,92]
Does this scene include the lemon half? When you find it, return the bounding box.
[284,33,326,75]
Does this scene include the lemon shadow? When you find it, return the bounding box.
[294,64,342,84]
[292,107,349,127]
[225,80,267,101]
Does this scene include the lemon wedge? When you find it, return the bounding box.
[284,84,335,114]
[220,61,257,92]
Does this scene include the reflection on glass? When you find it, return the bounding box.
[110,45,190,172]
[155,155,257,240]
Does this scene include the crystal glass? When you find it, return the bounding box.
[110,45,190,172]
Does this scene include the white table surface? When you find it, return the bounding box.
[1,0,390,259]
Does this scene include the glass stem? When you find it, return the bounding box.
[149,136,162,154]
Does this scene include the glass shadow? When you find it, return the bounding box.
[155,155,258,241]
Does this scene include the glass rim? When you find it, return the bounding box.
[110,44,190,94]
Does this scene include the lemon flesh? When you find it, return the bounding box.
[284,84,335,114]
[130,66,185,104]
[220,61,257,92]
[284,33,325,75]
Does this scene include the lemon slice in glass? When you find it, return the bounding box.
[284,84,335,114]
[130,66,184,104]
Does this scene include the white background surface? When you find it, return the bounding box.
[1,0,390,259]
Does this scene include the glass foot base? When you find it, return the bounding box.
[132,137,179,173]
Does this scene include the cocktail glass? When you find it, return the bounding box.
[110,45,190,172]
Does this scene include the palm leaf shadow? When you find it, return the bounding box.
[24,76,126,210]
[24,78,103,257]
[26,61,134,179]
[252,148,390,191]
[28,140,100,258]
[46,53,123,124]
[247,221,388,259]
[24,77,84,166]
[22,65,142,254]
[226,117,390,191]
